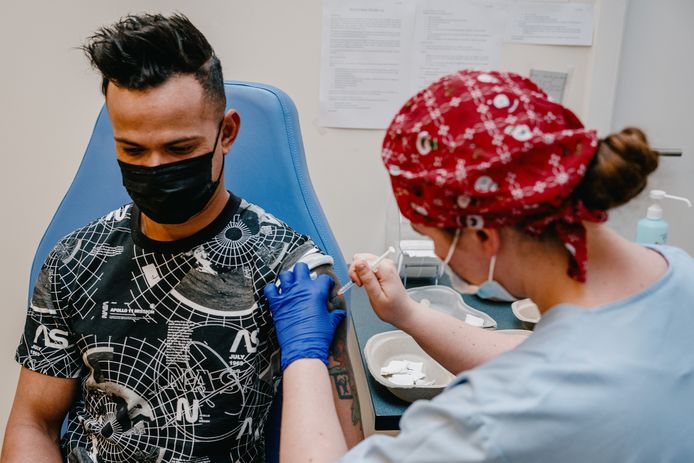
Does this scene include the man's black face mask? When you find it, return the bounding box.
[118,121,224,225]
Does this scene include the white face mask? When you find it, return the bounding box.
[439,229,516,301]
[476,255,516,302]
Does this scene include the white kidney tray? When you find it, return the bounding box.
[407,285,497,329]
[364,330,455,402]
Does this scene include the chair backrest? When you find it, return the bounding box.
[28,81,347,462]
[29,80,347,293]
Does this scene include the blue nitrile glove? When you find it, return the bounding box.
[263,262,345,371]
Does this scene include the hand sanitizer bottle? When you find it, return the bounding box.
[636,190,692,245]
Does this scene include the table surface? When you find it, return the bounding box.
[350,277,523,431]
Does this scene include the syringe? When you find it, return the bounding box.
[337,246,395,296]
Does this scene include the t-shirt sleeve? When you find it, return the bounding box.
[15,244,82,378]
[337,385,506,463]
[280,241,345,311]
[278,241,336,276]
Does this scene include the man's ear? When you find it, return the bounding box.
[475,228,501,257]
[221,109,240,153]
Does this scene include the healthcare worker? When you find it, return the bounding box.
[263,70,694,462]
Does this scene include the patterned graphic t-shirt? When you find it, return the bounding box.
[16,194,328,463]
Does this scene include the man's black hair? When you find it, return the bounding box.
[82,13,226,114]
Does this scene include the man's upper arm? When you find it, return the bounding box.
[302,260,365,446]
[4,240,81,458]
[7,367,78,434]
[2,368,78,462]
[278,243,365,446]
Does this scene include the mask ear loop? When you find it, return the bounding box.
[212,119,226,187]
[487,255,497,282]
[438,228,461,278]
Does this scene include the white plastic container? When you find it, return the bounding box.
[364,330,455,402]
[407,285,497,329]
[496,329,533,339]
[511,298,541,329]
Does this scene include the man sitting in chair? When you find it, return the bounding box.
[2,13,362,463]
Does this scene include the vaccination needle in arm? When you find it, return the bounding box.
[337,246,395,296]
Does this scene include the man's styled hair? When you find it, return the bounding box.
[82,13,226,114]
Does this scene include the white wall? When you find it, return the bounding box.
[0,0,619,441]
[608,0,694,254]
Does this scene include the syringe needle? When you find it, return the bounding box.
[337,246,395,296]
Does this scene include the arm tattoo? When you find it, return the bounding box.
[327,290,362,427]
[308,262,363,431]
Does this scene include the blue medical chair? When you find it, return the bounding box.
[27,81,348,462]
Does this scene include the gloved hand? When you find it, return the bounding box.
[264,262,345,371]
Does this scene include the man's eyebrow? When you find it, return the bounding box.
[114,137,142,146]
[114,136,203,146]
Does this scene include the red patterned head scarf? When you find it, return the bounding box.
[382,70,606,282]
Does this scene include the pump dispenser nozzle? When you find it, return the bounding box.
[649,189,692,207]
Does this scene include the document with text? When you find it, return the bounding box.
[320,0,415,129]
[506,2,594,46]
[320,0,593,129]
[320,0,505,129]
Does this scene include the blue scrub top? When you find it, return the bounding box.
[341,245,694,462]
